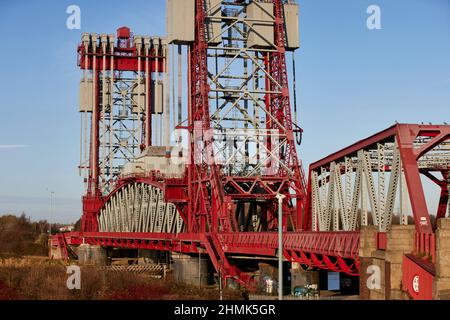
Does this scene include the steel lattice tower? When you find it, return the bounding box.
[187,0,306,234]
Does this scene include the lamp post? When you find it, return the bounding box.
[276,193,285,300]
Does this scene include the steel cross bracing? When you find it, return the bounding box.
[306,123,450,261]
[79,33,157,195]
[188,0,306,237]
[97,74,144,195]
[78,28,168,231]
[70,1,329,285]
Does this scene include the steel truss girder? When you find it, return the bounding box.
[219,231,360,276]
[222,176,303,198]
[65,232,202,254]
[307,123,450,235]
[61,229,360,277]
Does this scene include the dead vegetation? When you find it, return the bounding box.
[0,215,241,300]
[0,214,50,257]
[0,258,241,300]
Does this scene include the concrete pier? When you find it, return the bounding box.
[76,244,108,266]
[360,220,450,300]
[290,263,319,295]
[434,219,450,299]
[359,225,415,300]
[172,252,210,286]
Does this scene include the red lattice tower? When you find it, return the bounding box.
[187,0,307,234]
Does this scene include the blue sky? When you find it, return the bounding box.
[0,0,449,223]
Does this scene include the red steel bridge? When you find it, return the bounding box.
[53,0,450,292]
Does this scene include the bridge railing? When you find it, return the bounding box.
[218,231,360,260]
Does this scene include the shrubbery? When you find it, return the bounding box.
[0,263,241,300]
[0,214,51,257]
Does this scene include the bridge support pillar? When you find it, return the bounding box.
[290,263,319,296]
[434,219,450,299]
[359,225,415,300]
[76,244,107,266]
[172,253,210,287]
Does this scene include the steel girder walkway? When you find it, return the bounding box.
[59,230,360,277]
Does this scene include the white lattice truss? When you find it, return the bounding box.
[311,139,405,232]
[98,182,184,233]
[311,136,450,232]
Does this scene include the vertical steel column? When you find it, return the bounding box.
[272,0,306,228]
[145,36,152,147]
[154,38,160,146]
[90,33,99,196]
[276,193,285,300]
[178,45,182,126]
[164,41,171,148]
[399,161,408,225]
[137,37,143,148]
[101,34,107,191]
[82,33,89,192]
[397,126,432,233]
[436,171,449,223]
[109,34,115,178]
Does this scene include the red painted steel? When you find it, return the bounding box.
[187,0,227,234]
[414,232,436,263]
[61,230,360,277]
[79,27,164,231]
[71,1,449,292]
[376,232,387,250]
[66,232,202,254]
[56,233,69,260]
[402,254,434,300]
[396,125,433,234]
[71,121,449,283]
[185,0,307,236]
[218,232,359,260]
[78,55,164,73]
[270,0,307,229]
[303,123,450,291]
[309,125,398,170]
[78,26,165,74]
[307,123,450,237]
[424,170,449,229]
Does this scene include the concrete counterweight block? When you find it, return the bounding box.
[76,244,108,266]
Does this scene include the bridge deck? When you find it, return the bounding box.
[60,231,360,276]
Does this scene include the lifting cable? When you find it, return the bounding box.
[292,53,303,146]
